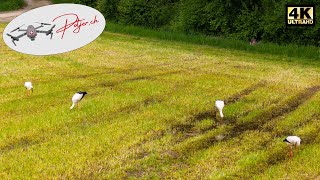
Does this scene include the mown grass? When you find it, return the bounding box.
[0,0,25,12]
[0,23,320,179]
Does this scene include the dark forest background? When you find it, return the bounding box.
[76,0,319,46]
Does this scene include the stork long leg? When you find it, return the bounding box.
[288,145,293,157]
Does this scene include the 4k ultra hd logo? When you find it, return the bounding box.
[286,5,315,26]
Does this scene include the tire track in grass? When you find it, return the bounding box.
[0,62,172,93]
[175,85,320,154]
[170,81,266,139]
[121,85,319,179]
[77,96,165,127]
[0,95,164,154]
[0,97,162,154]
[58,81,201,178]
[0,136,43,153]
[0,70,181,119]
[229,86,320,137]
[2,67,177,106]
[165,85,320,179]
[53,80,204,178]
[75,78,192,127]
[93,70,181,88]
[97,85,320,179]
[263,109,320,138]
[66,82,308,178]
[72,129,166,179]
[0,77,187,154]
[231,113,320,179]
[121,81,267,178]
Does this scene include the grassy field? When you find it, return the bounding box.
[0,0,25,12]
[0,23,320,179]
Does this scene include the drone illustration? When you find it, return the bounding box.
[6,22,56,46]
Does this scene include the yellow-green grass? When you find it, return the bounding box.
[0,23,320,179]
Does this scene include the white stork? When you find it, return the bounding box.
[70,91,87,110]
[283,136,301,157]
[215,100,225,118]
[24,82,33,96]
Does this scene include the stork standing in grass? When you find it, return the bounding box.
[215,100,225,118]
[24,82,33,96]
[70,91,87,110]
[283,136,301,157]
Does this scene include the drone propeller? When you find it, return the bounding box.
[50,25,56,39]
[10,24,24,33]
[7,33,18,41]
[12,40,17,46]
[7,34,18,46]
[35,22,51,26]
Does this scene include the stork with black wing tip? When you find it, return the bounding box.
[283,136,301,157]
[70,91,88,110]
[6,22,56,46]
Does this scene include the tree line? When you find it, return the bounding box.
[76,0,319,46]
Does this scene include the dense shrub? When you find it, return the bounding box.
[74,0,97,7]
[173,0,210,34]
[97,0,120,20]
[0,0,25,12]
[115,0,178,28]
